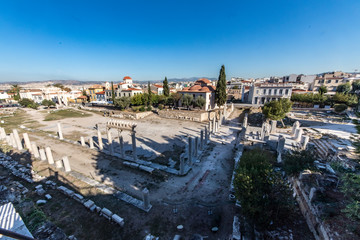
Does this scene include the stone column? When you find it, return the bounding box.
[13,129,23,150]
[31,142,40,159]
[89,137,95,149]
[188,137,192,164]
[45,147,54,164]
[219,111,223,126]
[107,130,112,144]
[243,113,248,128]
[55,160,63,169]
[9,133,16,148]
[294,128,303,142]
[119,136,125,158]
[291,121,300,136]
[277,135,285,153]
[205,127,208,144]
[270,120,277,134]
[212,117,216,134]
[23,133,32,152]
[131,131,136,161]
[57,123,64,140]
[208,122,212,134]
[39,149,47,161]
[200,130,204,150]
[5,136,11,146]
[0,128,6,139]
[80,137,86,146]
[62,156,71,172]
[97,129,103,150]
[301,135,310,150]
[194,137,199,157]
[142,188,150,210]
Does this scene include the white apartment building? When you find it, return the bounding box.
[247,83,292,105]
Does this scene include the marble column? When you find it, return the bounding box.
[301,135,310,150]
[13,129,23,150]
[291,121,300,136]
[179,157,185,175]
[188,137,192,164]
[194,137,199,157]
[119,136,125,158]
[62,156,71,172]
[205,126,208,144]
[80,137,86,147]
[23,133,32,152]
[45,147,54,164]
[200,130,204,150]
[57,123,64,140]
[142,188,150,210]
[9,133,16,148]
[270,120,277,134]
[131,131,136,161]
[0,128,6,139]
[39,149,47,161]
[294,128,303,142]
[31,142,40,159]
[89,137,95,149]
[97,129,103,150]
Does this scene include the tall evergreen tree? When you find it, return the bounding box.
[215,65,227,106]
[147,81,152,106]
[163,77,170,97]
[111,82,115,103]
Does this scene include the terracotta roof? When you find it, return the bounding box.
[96,91,105,95]
[123,76,132,80]
[154,84,163,88]
[179,85,216,93]
[89,84,103,89]
[122,88,142,91]
[189,85,202,91]
[196,78,211,84]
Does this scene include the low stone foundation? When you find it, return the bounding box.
[111,111,152,120]
[158,109,209,122]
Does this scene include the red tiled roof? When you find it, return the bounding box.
[122,88,142,91]
[154,84,163,88]
[123,76,132,80]
[196,78,211,84]
[96,91,105,95]
[89,84,103,89]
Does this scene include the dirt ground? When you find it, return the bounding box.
[2,107,241,239]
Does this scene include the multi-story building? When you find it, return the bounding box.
[105,76,142,101]
[19,89,43,103]
[87,84,104,102]
[247,83,292,105]
[178,78,216,111]
[312,71,352,94]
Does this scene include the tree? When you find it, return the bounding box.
[234,149,293,229]
[114,97,130,110]
[82,90,90,102]
[111,82,115,103]
[131,94,143,106]
[282,150,316,176]
[181,94,193,109]
[262,98,292,121]
[170,92,182,107]
[9,84,21,101]
[336,83,351,94]
[41,99,55,108]
[18,98,39,109]
[163,77,170,97]
[215,65,227,106]
[195,95,206,109]
[318,85,328,95]
[147,81,152,106]
[352,80,360,93]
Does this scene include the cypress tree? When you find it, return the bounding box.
[147,81,152,106]
[163,77,170,97]
[215,65,227,106]
[111,82,115,103]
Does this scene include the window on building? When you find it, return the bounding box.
[327,80,331,84]
[336,80,339,83]
[263,89,266,94]
[256,90,259,94]
[285,89,289,95]
[274,89,277,95]
[279,89,283,94]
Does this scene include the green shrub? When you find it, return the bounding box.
[146,106,152,111]
[334,104,347,113]
[158,104,164,110]
[140,106,145,112]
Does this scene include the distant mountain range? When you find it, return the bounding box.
[0,77,217,86]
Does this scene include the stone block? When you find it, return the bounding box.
[101,208,112,220]
[112,214,124,227]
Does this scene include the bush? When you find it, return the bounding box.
[282,150,316,176]
[18,98,39,109]
[262,98,292,120]
[146,106,152,111]
[140,106,145,112]
[334,104,348,113]
[158,104,164,110]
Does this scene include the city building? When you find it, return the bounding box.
[87,84,105,102]
[312,71,352,95]
[247,83,292,105]
[178,78,216,111]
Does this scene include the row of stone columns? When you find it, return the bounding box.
[0,126,71,172]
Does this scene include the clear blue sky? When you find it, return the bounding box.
[0,0,359,82]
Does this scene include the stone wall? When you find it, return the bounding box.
[158,109,210,122]
[112,111,152,120]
